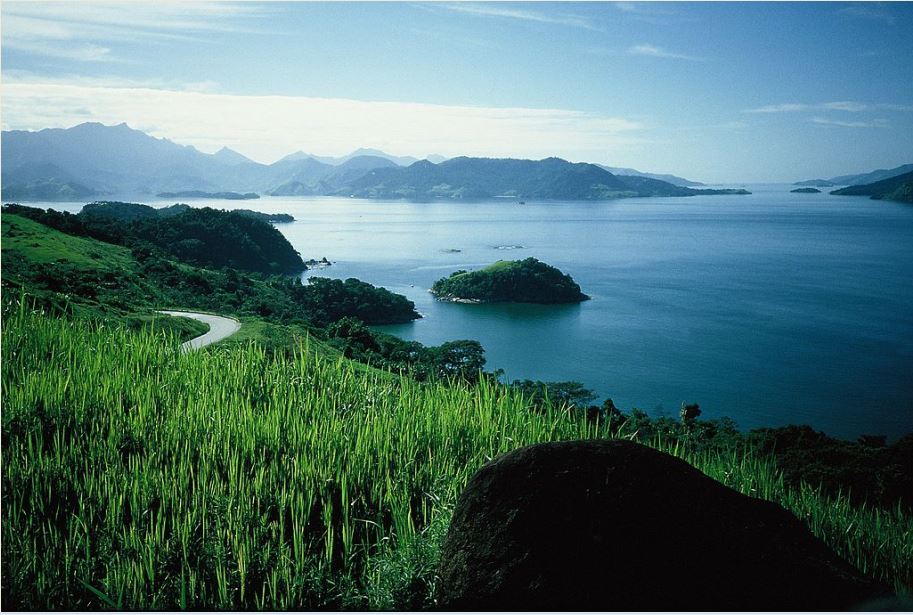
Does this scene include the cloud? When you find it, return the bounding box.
[627,44,700,61]
[838,5,896,25]
[745,101,913,113]
[811,117,889,128]
[0,2,267,62]
[0,79,648,163]
[744,103,810,113]
[437,4,600,31]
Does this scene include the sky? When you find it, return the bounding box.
[1,1,912,183]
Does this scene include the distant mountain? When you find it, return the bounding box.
[599,165,704,187]
[212,147,255,166]
[821,164,913,187]
[1,123,745,202]
[1,123,343,199]
[793,179,835,187]
[831,170,913,203]
[278,148,448,167]
[339,156,740,200]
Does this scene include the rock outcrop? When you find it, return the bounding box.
[437,439,890,611]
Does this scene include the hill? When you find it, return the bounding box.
[346,157,748,200]
[1,210,420,328]
[431,258,589,304]
[828,164,913,187]
[5,202,304,274]
[830,170,913,203]
[796,164,913,188]
[599,165,704,187]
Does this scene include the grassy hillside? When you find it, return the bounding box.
[2,306,910,609]
[2,213,133,270]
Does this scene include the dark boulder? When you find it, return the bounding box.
[437,439,890,611]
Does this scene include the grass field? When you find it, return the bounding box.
[2,303,911,609]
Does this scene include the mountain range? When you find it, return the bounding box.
[2,122,720,201]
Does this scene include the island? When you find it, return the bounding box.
[790,187,821,194]
[431,258,589,304]
[156,191,260,200]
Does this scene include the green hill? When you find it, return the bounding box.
[831,170,913,203]
[5,203,304,275]
[1,212,419,329]
[431,258,589,304]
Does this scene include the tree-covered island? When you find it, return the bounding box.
[431,258,589,304]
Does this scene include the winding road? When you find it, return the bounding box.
[157,310,241,351]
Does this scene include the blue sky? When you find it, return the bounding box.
[2,1,912,182]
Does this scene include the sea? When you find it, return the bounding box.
[34,185,913,440]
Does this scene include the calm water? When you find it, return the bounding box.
[38,187,913,439]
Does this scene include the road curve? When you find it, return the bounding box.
[157,310,241,351]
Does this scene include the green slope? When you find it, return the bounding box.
[2,309,910,609]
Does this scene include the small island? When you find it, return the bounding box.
[790,187,821,193]
[431,257,589,304]
[156,191,260,200]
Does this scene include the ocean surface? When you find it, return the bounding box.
[38,186,913,439]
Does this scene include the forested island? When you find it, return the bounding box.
[431,258,589,304]
[791,187,821,193]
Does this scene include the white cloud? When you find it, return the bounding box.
[811,117,889,128]
[627,44,700,61]
[745,101,912,114]
[0,79,648,163]
[437,4,599,31]
[1,2,266,61]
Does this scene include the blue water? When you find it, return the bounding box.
[37,187,913,439]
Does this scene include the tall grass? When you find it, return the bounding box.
[2,304,911,609]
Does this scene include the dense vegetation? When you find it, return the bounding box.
[831,170,913,203]
[4,203,303,274]
[431,258,589,304]
[0,212,418,329]
[2,306,910,610]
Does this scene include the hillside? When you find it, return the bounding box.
[431,258,589,304]
[0,210,419,327]
[599,165,704,187]
[796,164,913,188]
[829,164,913,187]
[2,307,910,609]
[831,170,913,203]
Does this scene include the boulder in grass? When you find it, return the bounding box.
[437,439,891,611]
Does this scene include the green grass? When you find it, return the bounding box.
[2,305,911,609]
[1,214,133,270]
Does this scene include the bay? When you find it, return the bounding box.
[35,186,913,439]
